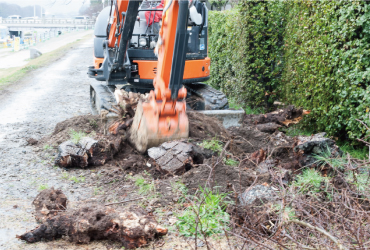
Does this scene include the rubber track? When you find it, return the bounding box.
[185,83,229,110]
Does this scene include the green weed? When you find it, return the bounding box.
[346,171,370,193]
[38,184,49,191]
[272,204,296,221]
[293,168,328,194]
[69,130,87,144]
[171,181,188,203]
[89,119,98,128]
[94,187,104,195]
[69,176,85,183]
[199,137,223,154]
[313,145,346,170]
[61,172,69,180]
[224,158,239,166]
[135,176,155,195]
[176,187,230,238]
[43,144,52,150]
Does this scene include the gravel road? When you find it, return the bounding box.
[0,38,115,249]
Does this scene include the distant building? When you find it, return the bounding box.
[7,15,22,19]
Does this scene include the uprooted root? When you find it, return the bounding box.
[17,189,167,249]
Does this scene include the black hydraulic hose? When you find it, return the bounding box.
[199,4,205,36]
[106,0,114,37]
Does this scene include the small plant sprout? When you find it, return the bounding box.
[61,172,69,180]
[38,184,49,191]
[43,144,52,150]
[199,137,223,154]
[346,171,370,193]
[89,119,98,128]
[69,176,85,183]
[224,157,239,166]
[134,176,155,195]
[272,204,296,222]
[69,130,87,144]
[176,187,230,238]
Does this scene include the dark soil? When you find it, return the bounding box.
[188,111,229,140]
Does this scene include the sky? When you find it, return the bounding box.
[1,0,91,16]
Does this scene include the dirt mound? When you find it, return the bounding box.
[182,161,270,194]
[40,115,105,145]
[228,126,270,156]
[188,111,230,140]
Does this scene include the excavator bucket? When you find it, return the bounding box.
[129,99,189,153]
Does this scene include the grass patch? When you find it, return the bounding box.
[229,98,263,114]
[69,130,87,144]
[176,187,230,238]
[0,33,92,89]
[284,125,313,137]
[43,144,52,150]
[337,141,368,160]
[199,137,223,154]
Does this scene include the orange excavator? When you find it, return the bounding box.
[88,0,240,152]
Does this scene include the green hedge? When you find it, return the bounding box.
[208,1,285,108]
[281,0,370,140]
[208,0,370,141]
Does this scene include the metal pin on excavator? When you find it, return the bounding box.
[88,0,243,152]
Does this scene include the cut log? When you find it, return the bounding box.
[17,189,167,249]
[55,137,122,168]
[54,140,89,168]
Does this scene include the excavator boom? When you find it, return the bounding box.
[129,0,190,152]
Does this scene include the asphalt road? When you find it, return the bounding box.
[0,38,114,250]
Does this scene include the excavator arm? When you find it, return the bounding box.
[108,0,190,152]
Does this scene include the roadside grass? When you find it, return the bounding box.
[0,33,92,89]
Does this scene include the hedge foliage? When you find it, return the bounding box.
[208,0,370,141]
[209,1,285,108]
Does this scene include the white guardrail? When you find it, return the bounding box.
[0,19,95,26]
